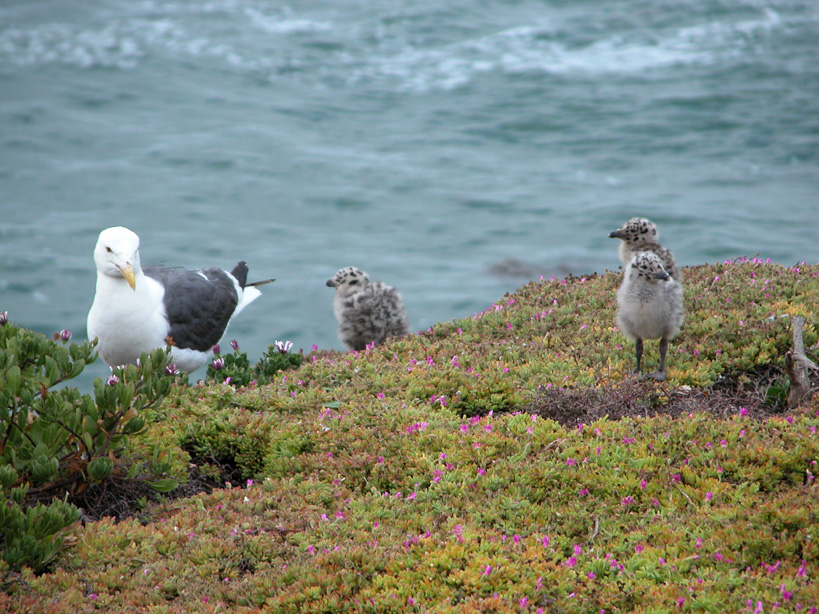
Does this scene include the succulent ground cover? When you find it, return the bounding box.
[2,258,819,613]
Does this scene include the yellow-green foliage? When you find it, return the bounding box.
[4,260,819,612]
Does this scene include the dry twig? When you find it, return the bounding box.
[786,316,818,408]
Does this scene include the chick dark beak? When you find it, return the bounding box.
[326,279,336,287]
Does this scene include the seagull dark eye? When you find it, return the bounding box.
[106,246,113,253]
[349,280,358,285]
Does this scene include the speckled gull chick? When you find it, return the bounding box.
[616,252,684,381]
[87,226,273,373]
[326,266,409,351]
[609,217,682,283]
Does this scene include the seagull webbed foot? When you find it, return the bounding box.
[639,370,667,382]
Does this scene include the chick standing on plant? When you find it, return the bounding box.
[609,217,682,283]
[616,252,684,381]
[326,267,409,351]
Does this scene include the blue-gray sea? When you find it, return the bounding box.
[1,0,818,390]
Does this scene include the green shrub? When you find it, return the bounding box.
[206,340,303,387]
[0,318,181,572]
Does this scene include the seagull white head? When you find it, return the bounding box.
[93,226,141,290]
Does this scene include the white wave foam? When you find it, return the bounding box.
[0,23,143,69]
[0,2,795,87]
[244,8,331,34]
[348,9,789,93]
[0,3,333,74]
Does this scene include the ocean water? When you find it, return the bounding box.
[1,0,818,390]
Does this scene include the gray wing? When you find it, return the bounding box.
[377,285,409,338]
[652,245,682,283]
[143,266,239,352]
[338,289,385,350]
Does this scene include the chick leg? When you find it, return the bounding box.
[634,338,644,375]
[652,337,669,382]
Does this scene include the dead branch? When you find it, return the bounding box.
[786,316,818,408]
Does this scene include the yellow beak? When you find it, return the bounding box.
[118,264,136,290]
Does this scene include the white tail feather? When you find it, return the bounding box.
[233,286,262,318]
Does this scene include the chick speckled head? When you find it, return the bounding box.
[629,252,669,282]
[326,267,370,290]
[609,217,659,246]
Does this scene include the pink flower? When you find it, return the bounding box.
[482,565,492,576]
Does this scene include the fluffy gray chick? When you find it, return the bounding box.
[609,217,682,283]
[616,252,684,381]
[326,266,409,351]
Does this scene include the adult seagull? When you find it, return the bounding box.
[87,226,272,373]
